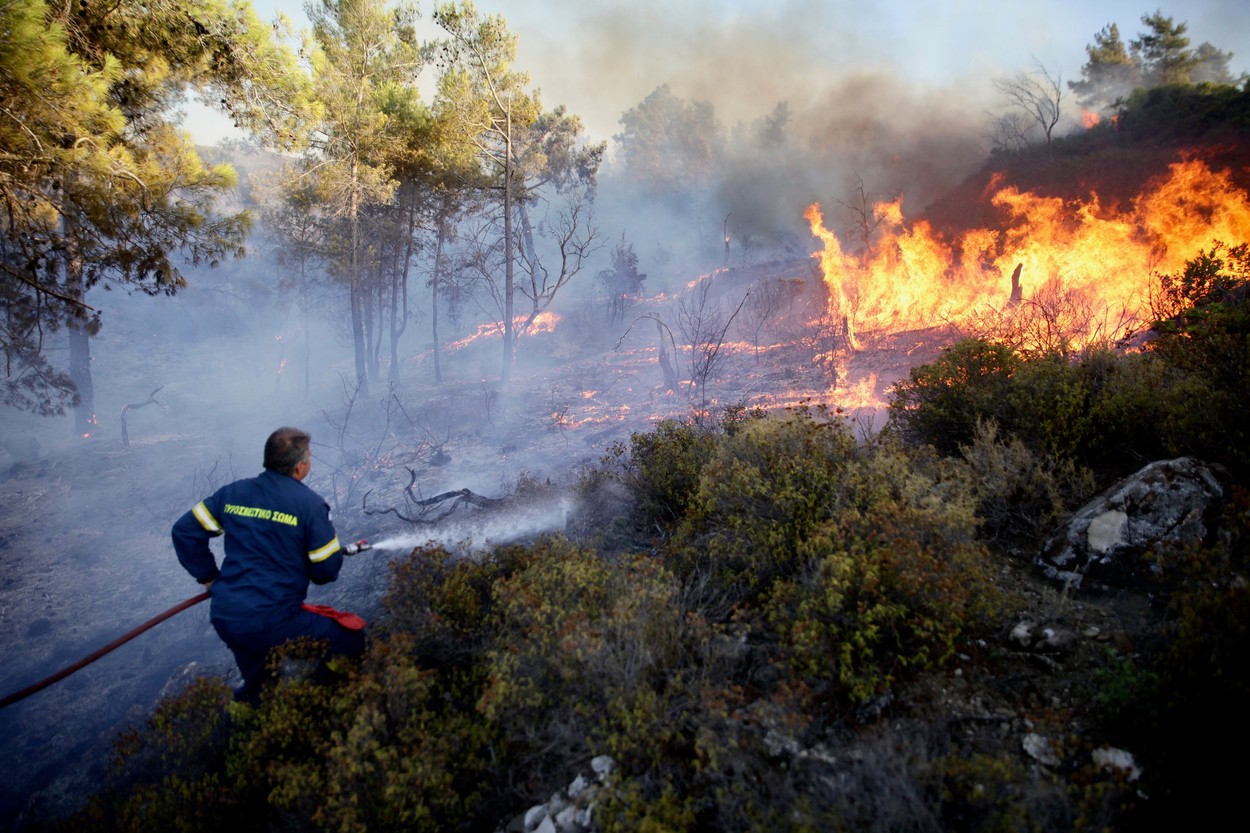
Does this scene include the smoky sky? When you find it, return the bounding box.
[497,0,1250,149]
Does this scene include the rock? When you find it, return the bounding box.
[567,774,590,798]
[554,803,578,832]
[590,755,616,780]
[1008,620,1077,655]
[1037,457,1227,591]
[523,804,548,831]
[1023,733,1060,767]
[1092,746,1142,781]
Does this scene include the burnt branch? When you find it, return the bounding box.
[120,385,165,449]
[362,467,502,525]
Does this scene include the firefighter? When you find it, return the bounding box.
[172,426,365,703]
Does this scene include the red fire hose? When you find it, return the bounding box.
[0,591,210,709]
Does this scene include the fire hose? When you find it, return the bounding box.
[0,539,371,710]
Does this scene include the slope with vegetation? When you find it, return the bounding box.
[40,238,1250,832]
[9,5,1250,831]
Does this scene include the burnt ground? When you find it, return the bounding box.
[0,265,1165,829]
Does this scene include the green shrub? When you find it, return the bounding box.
[1077,347,1171,473]
[1124,487,1250,823]
[381,543,529,665]
[676,409,862,601]
[477,536,715,790]
[766,528,996,706]
[959,420,1096,550]
[609,417,718,533]
[74,678,235,833]
[1149,241,1250,474]
[887,338,1021,457]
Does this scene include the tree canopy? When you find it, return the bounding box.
[1,0,307,420]
[1069,11,1242,114]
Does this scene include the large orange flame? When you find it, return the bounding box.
[806,159,1250,351]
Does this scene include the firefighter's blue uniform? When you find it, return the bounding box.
[172,468,365,701]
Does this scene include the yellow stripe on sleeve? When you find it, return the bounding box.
[308,537,341,563]
[192,501,222,534]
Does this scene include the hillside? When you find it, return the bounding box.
[2,82,1248,833]
[922,83,1250,237]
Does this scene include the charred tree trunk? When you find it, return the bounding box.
[389,195,415,385]
[431,210,450,385]
[1010,263,1023,305]
[67,317,93,436]
[501,121,516,384]
[349,159,369,397]
[658,320,678,393]
[62,216,94,436]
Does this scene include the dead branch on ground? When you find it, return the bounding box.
[362,468,502,525]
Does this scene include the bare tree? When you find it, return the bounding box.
[737,278,788,361]
[989,110,1034,154]
[834,176,885,256]
[676,280,748,406]
[993,60,1066,149]
[515,188,599,335]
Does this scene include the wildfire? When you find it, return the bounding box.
[687,267,729,290]
[527,311,560,334]
[445,311,562,352]
[806,159,1250,351]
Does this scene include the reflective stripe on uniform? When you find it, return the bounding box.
[308,537,341,563]
[192,501,222,534]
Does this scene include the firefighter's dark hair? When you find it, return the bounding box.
[264,427,311,475]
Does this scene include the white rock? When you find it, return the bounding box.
[1092,746,1142,781]
[591,755,616,780]
[524,804,548,832]
[535,817,557,833]
[567,774,590,798]
[554,803,578,832]
[1023,733,1060,767]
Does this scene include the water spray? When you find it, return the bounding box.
[366,495,575,555]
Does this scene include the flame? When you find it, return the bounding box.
[526,311,559,334]
[806,159,1250,351]
[1081,109,1101,129]
[444,312,562,352]
[687,267,729,290]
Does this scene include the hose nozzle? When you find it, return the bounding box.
[343,539,371,556]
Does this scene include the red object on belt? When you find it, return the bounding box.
[302,603,367,630]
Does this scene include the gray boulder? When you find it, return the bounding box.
[1036,457,1227,591]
